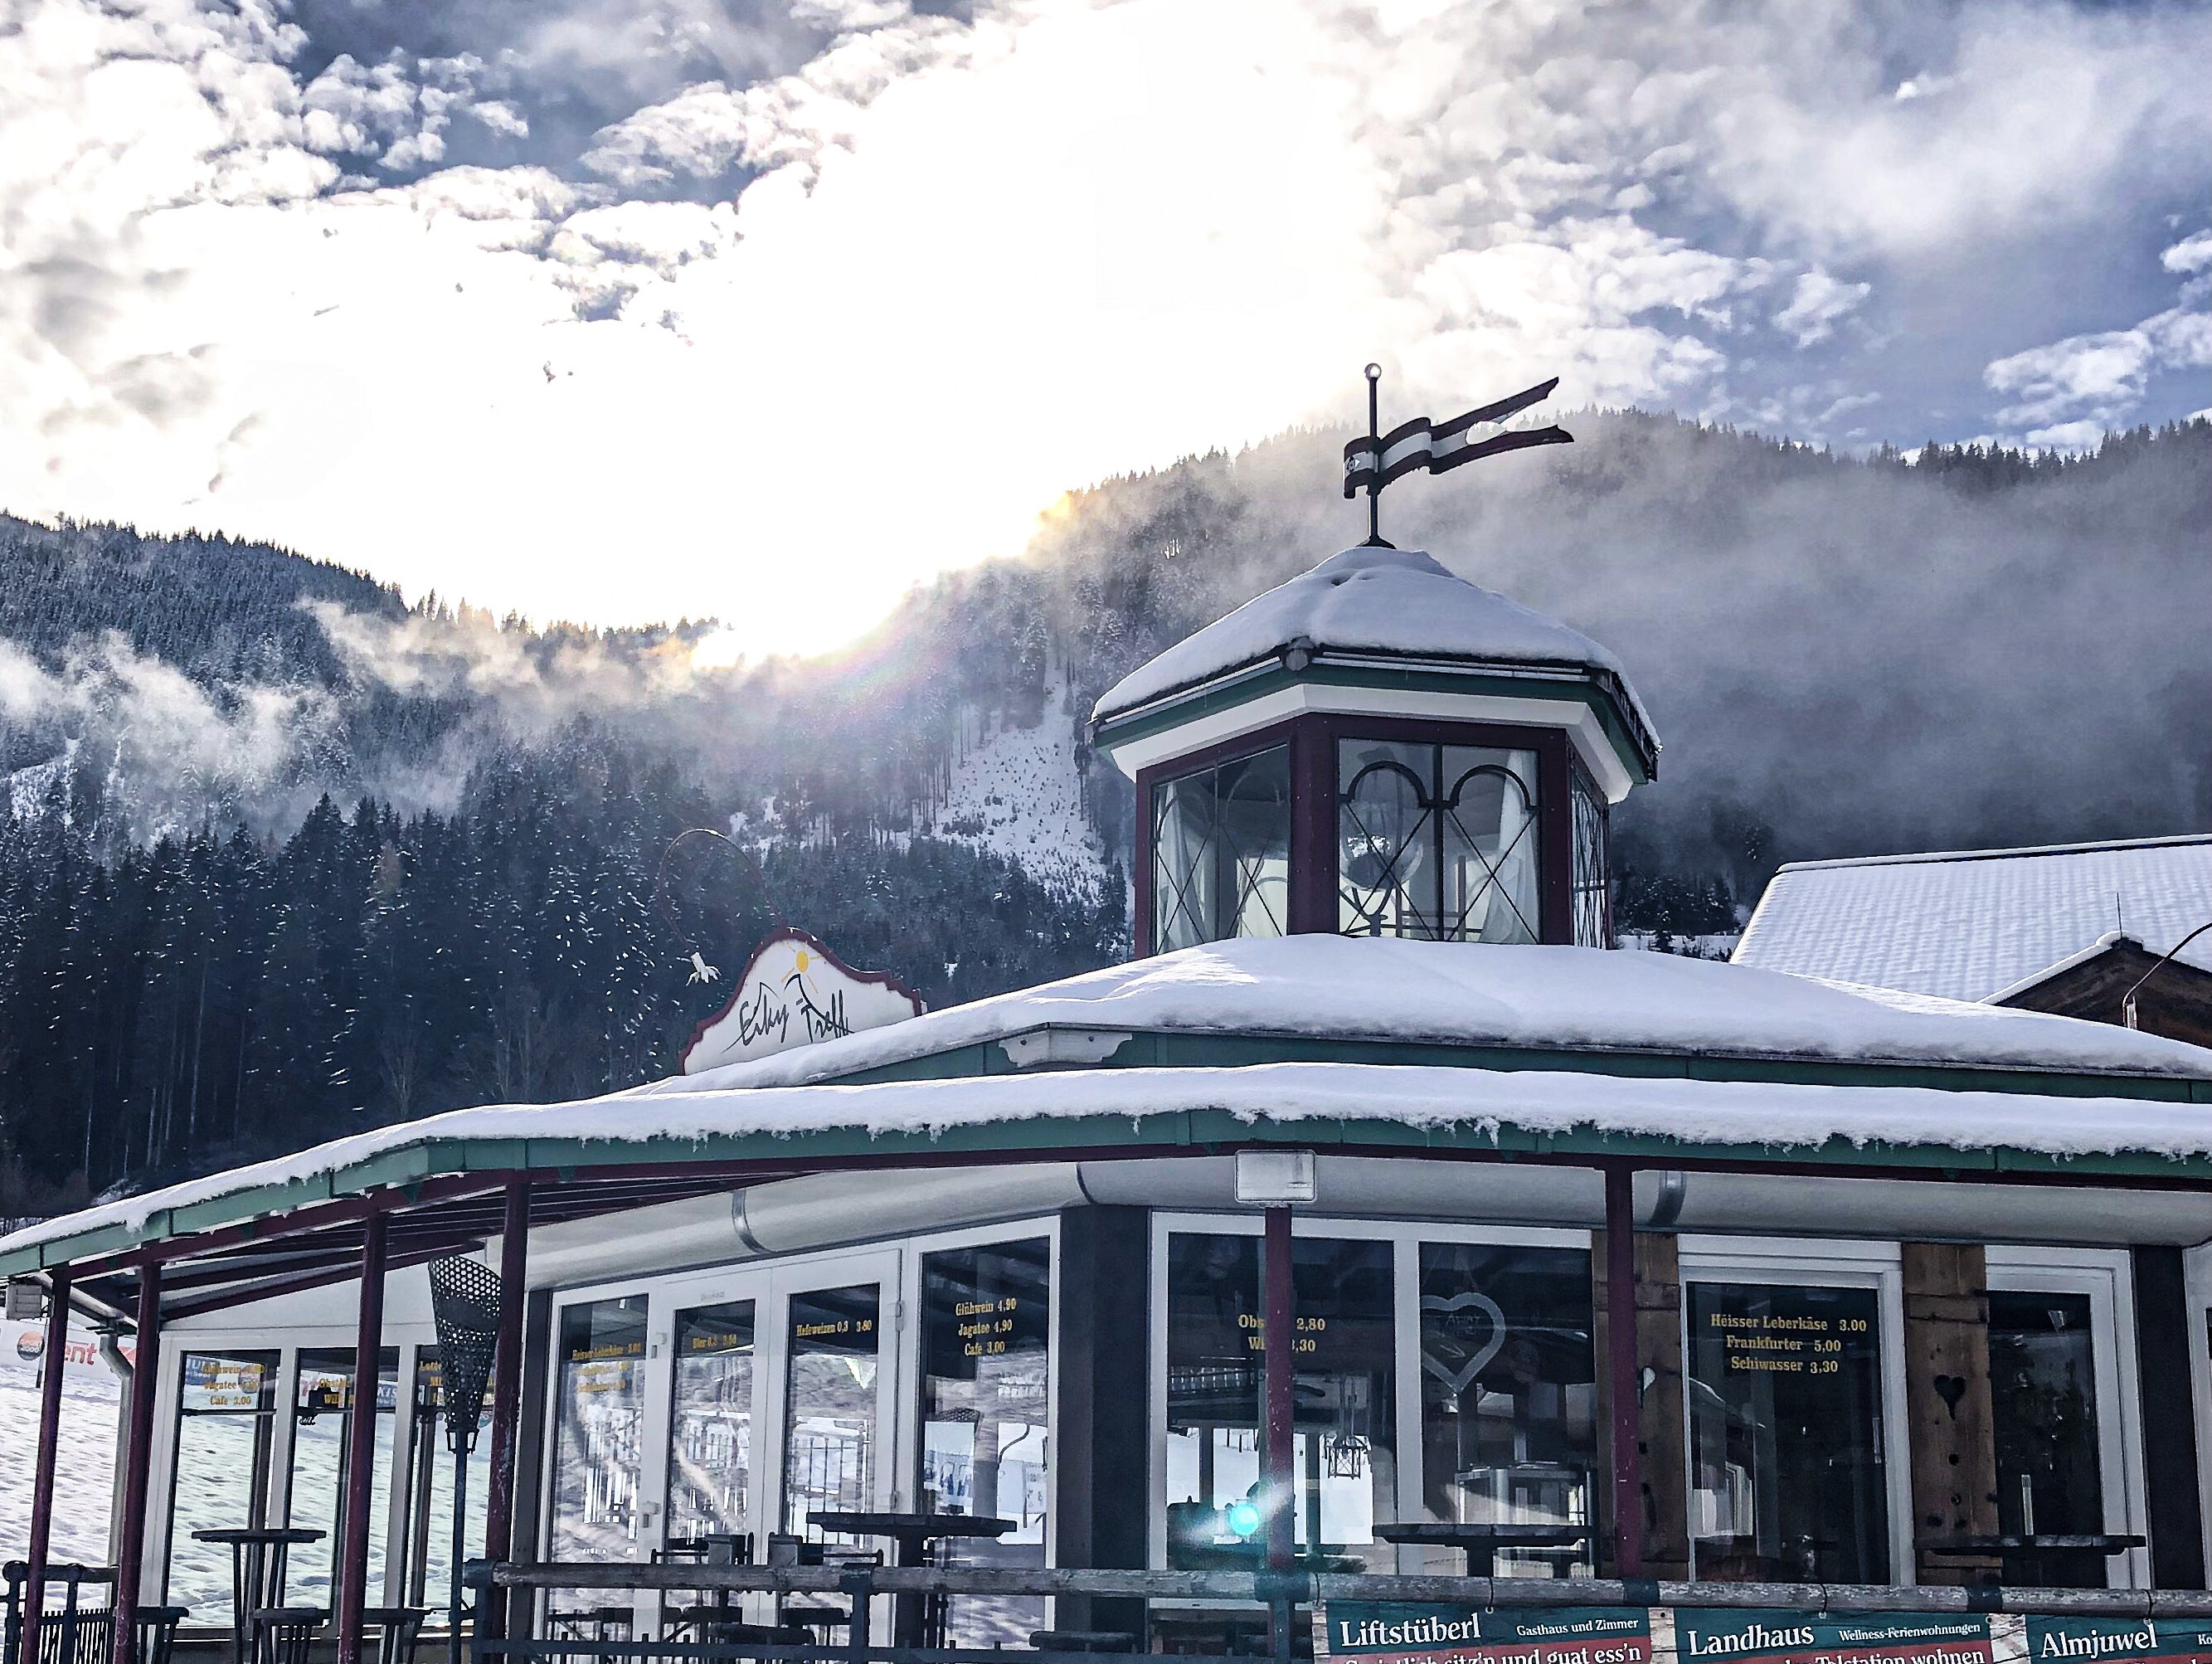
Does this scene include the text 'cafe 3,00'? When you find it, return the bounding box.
[4,540,2210,1663]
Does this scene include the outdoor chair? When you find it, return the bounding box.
[248,1608,327,1664]
[549,1603,634,1664]
[362,1605,430,1664]
[0,1562,173,1664]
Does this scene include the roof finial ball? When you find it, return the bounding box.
[1093,368,1653,961]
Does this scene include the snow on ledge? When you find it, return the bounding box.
[3,1059,2207,1258]
[652,936,2212,1097]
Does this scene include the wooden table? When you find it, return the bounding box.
[805,1512,1015,1647]
[1373,1523,1587,1577]
[1919,1533,2146,1586]
[189,1529,325,1664]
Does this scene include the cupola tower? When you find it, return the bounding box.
[1091,545,1657,954]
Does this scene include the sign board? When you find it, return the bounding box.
[680,927,924,1074]
[2025,1621,2212,1664]
[1671,1610,1996,1664]
[1320,1603,1652,1664]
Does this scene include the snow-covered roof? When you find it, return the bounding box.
[661,935,2212,1090]
[1734,834,2212,1004]
[4,1058,2208,1266]
[9,937,2207,1277]
[1091,547,1655,746]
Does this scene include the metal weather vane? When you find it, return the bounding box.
[1343,363,1573,546]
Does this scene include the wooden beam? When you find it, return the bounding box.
[1902,1242,1999,1585]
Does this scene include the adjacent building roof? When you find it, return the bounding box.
[1734,834,2212,1003]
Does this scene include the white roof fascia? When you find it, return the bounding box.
[1100,679,1636,803]
[1982,932,2136,1005]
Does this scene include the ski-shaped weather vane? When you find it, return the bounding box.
[1343,363,1573,546]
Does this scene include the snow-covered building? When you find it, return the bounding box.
[2,545,2208,1664]
[1736,836,2212,1046]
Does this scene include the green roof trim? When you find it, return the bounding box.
[1090,659,1657,785]
[4,1105,2206,1279]
[818,1024,2212,1102]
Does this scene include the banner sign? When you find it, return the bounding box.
[1320,1604,1652,1664]
[1670,1611,1996,1664]
[2025,1621,2212,1664]
[681,927,924,1074]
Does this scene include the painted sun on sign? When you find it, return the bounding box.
[680,927,925,1074]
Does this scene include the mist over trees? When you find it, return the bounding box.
[0,411,2203,1209]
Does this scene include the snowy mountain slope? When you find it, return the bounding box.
[924,673,1110,907]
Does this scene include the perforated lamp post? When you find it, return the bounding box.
[429,1257,505,1664]
[1233,1150,1316,1664]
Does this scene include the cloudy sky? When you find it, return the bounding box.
[2,0,2206,654]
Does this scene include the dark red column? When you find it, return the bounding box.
[20,1262,74,1664]
[335,1211,390,1664]
[110,1259,164,1664]
[480,1180,531,1640]
[1603,1164,1646,1577]
[1260,1206,1295,1571]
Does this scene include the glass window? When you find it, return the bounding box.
[920,1240,1051,1645]
[1570,769,1609,948]
[1686,1282,1890,1584]
[1990,1292,2105,1588]
[1339,741,1539,942]
[668,1302,756,1546]
[1164,1234,1394,1571]
[1417,1244,1597,1578]
[402,1350,491,1613]
[166,1350,279,1608]
[1152,747,1291,951]
[286,1348,399,1604]
[783,1285,882,1537]
[550,1297,649,1563]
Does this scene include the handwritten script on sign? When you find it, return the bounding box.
[680,927,925,1074]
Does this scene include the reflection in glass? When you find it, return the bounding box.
[403,1350,492,1614]
[920,1241,1051,1644]
[1990,1291,2105,1588]
[1152,747,1291,951]
[1164,1234,1394,1570]
[551,1297,650,1564]
[784,1285,881,1537]
[1339,741,1539,942]
[1687,1283,1889,1584]
[166,1351,279,1608]
[287,1349,399,1603]
[1417,1245,1597,1578]
[668,1302,756,1545]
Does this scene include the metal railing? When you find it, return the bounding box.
[468,1558,2212,1664]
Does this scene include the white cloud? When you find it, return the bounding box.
[1983,227,2212,441]
[0,0,2204,656]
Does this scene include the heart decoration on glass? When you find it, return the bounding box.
[1420,1290,1507,1395]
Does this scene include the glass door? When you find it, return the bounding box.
[285,1348,400,1605]
[164,1350,279,1608]
[1986,1249,2147,1589]
[781,1282,888,1536]
[666,1298,759,1550]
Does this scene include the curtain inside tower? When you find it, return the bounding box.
[1151,747,1290,951]
[1338,742,1539,942]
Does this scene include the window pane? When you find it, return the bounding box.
[287,1349,399,1605]
[1990,1292,2104,1588]
[1571,776,1609,948]
[1219,751,1291,938]
[404,1351,491,1614]
[920,1241,1051,1644]
[1153,773,1218,951]
[1152,747,1291,950]
[1687,1283,1889,1584]
[1339,741,1539,941]
[1417,1245,1597,1578]
[551,1297,649,1563]
[167,1351,278,1609]
[1339,742,1432,937]
[668,1302,756,1545]
[1439,747,1539,943]
[1164,1234,1394,1571]
[784,1285,881,1537]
